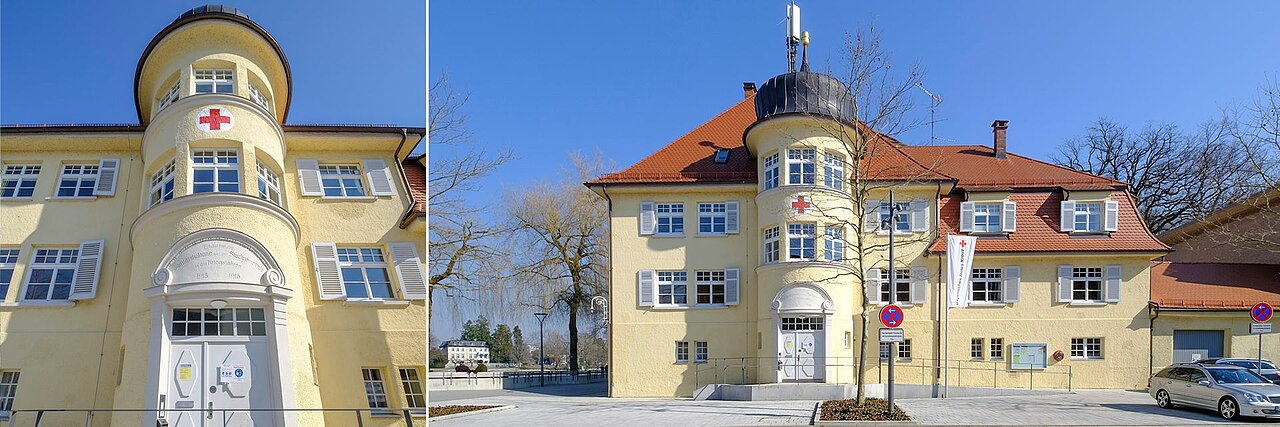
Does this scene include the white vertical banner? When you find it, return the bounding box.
[946,235,978,308]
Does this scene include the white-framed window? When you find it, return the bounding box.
[781,317,824,330]
[171,308,267,337]
[22,248,77,301]
[879,202,911,233]
[1070,338,1103,359]
[320,164,367,197]
[256,162,282,205]
[973,203,1002,233]
[695,271,725,305]
[786,148,816,185]
[338,247,394,299]
[787,223,816,260]
[656,271,688,306]
[1,164,40,199]
[698,203,727,234]
[763,153,779,190]
[157,81,180,111]
[823,151,845,190]
[899,339,912,359]
[192,150,239,194]
[398,368,426,413]
[695,341,708,363]
[971,268,1003,302]
[1074,202,1102,232]
[971,338,984,359]
[763,226,781,263]
[823,226,844,262]
[1071,267,1103,302]
[879,269,910,304]
[676,341,689,363]
[194,69,234,94]
[0,370,18,419]
[655,203,684,235]
[879,342,892,361]
[248,82,272,112]
[361,368,390,411]
[0,249,17,301]
[55,164,99,198]
[990,338,1004,360]
[149,161,176,206]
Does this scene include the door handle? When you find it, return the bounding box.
[208,402,214,419]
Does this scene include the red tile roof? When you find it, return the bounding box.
[402,157,426,215]
[588,96,759,184]
[927,191,1169,253]
[1150,262,1280,309]
[901,145,1124,191]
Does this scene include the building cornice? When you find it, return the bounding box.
[130,192,301,246]
[148,93,287,158]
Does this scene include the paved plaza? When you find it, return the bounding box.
[430,384,1279,425]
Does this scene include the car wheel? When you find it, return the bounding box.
[1155,390,1172,408]
[1218,397,1239,420]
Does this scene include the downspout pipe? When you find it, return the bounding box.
[600,183,615,397]
[396,128,424,229]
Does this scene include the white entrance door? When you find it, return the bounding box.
[779,317,825,382]
[165,306,274,427]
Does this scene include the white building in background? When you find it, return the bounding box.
[443,340,490,364]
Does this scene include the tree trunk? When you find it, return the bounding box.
[856,310,868,404]
[568,300,581,372]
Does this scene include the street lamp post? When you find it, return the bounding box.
[534,312,549,387]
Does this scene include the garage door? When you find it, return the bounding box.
[1173,330,1224,363]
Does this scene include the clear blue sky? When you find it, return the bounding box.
[1,0,425,152]
[430,1,1280,339]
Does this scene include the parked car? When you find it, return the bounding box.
[1150,363,1280,420]
[1199,358,1280,384]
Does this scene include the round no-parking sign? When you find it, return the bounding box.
[880,304,904,328]
[1252,303,1273,323]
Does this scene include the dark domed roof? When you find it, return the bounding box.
[754,71,856,125]
[175,5,251,23]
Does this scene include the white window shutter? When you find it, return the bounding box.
[1104,265,1122,303]
[637,270,655,307]
[863,199,881,233]
[639,202,656,236]
[363,159,396,196]
[1002,201,1017,232]
[1057,265,1073,303]
[910,200,928,232]
[726,201,740,234]
[959,201,975,232]
[311,242,345,300]
[1060,200,1076,232]
[910,266,928,304]
[725,268,740,305]
[1003,266,1020,303]
[387,242,427,300]
[297,159,323,196]
[865,268,882,305]
[69,239,105,300]
[94,158,120,196]
[1104,200,1120,232]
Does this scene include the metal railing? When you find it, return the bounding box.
[688,356,1082,396]
[5,407,423,427]
[428,368,607,386]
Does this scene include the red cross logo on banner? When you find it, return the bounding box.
[197,106,234,132]
[791,195,812,214]
[959,240,967,249]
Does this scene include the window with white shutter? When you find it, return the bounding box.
[1057,265,1073,303]
[865,268,882,305]
[959,201,975,232]
[639,202,656,236]
[95,158,120,196]
[362,159,396,196]
[725,201,740,234]
[1060,200,1076,232]
[1002,266,1020,303]
[1104,200,1120,232]
[1002,201,1017,232]
[70,240,104,301]
[296,159,323,196]
[863,199,881,233]
[910,200,928,232]
[637,270,655,307]
[909,266,928,304]
[724,268,740,306]
[310,242,344,300]
[387,242,426,300]
[1104,265,1122,302]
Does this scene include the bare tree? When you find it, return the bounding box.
[427,74,513,317]
[504,152,610,372]
[1218,79,1280,252]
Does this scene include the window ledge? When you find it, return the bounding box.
[45,196,98,201]
[369,410,399,418]
[874,231,919,236]
[1071,357,1104,361]
[0,197,34,202]
[1067,231,1111,237]
[968,302,1008,307]
[0,300,76,308]
[649,305,734,310]
[1068,301,1109,307]
[343,299,411,307]
[317,196,380,202]
[650,234,686,238]
[695,233,736,237]
[674,361,689,365]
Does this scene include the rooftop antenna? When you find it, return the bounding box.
[800,31,810,72]
[787,2,801,72]
[916,82,944,144]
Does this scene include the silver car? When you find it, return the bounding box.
[1202,358,1280,384]
[1150,363,1280,420]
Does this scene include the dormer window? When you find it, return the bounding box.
[194,69,234,94]
[713,148,730,164]
[1073,202,1102,233]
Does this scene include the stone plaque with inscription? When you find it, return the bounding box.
[166,239,267,285]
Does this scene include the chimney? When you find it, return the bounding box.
[992,120,1009,159]
[743,82,757,99]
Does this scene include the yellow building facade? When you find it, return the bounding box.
[588,73,1169,397]
[0,6,426,426]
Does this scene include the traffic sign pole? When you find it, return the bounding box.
[886,190,896,416]
[1252,303,1272,377]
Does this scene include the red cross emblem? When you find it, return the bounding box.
[959,240,967,249]
[198,107,233,132]
[791,195,812,214]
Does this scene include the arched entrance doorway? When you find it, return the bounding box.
[771,284,834,383]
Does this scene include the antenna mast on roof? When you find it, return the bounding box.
[787,2,801,72]
[916,82,944,145]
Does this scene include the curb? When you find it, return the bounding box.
[429,405,516,421]
[811,401,916,426]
